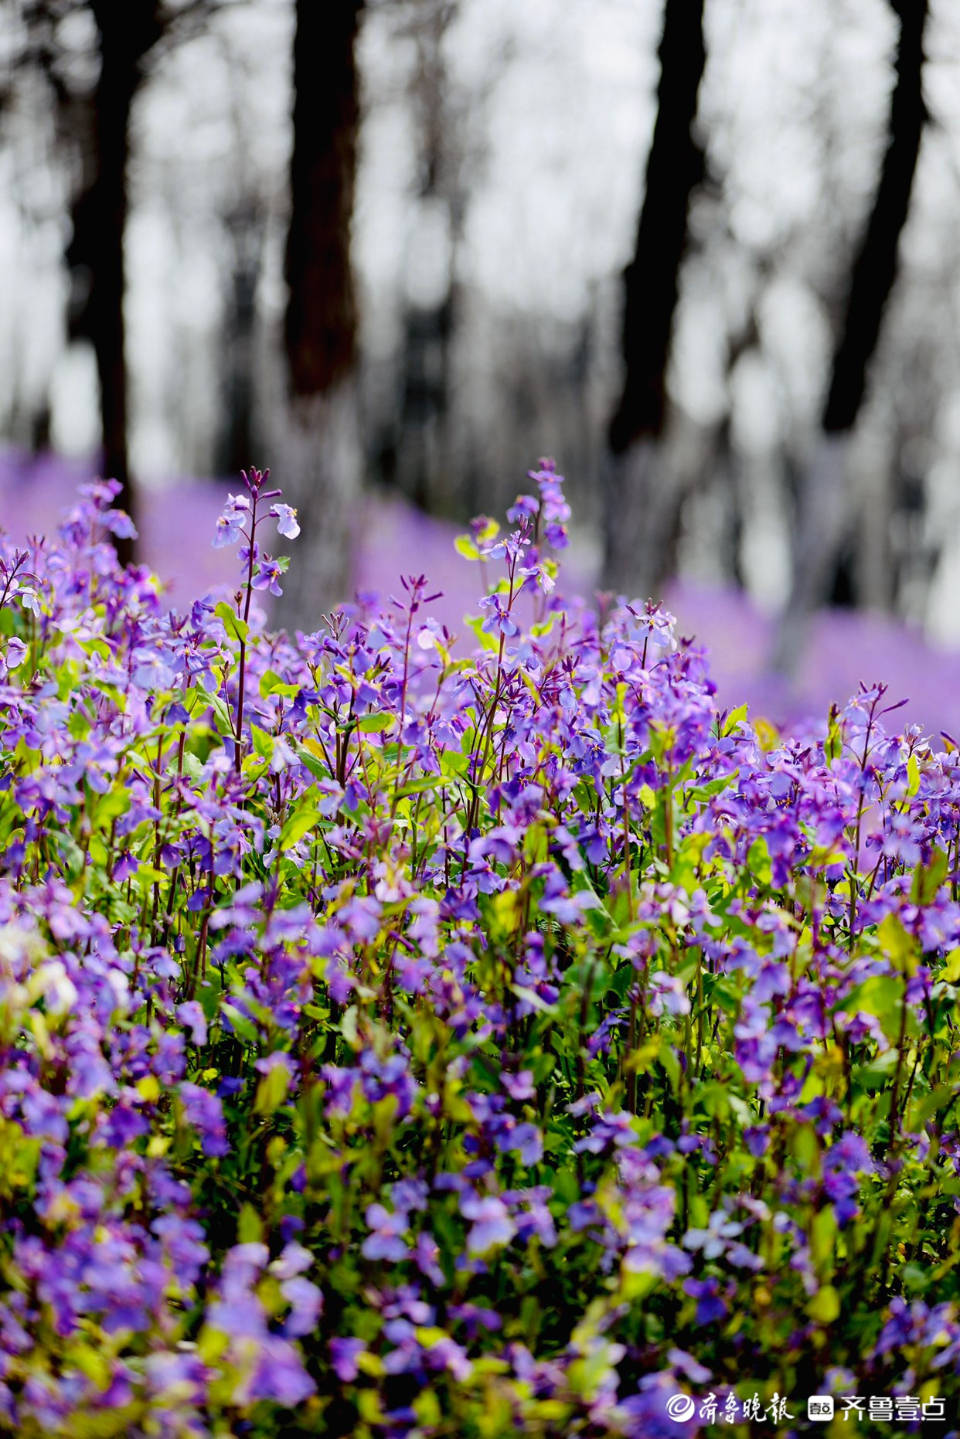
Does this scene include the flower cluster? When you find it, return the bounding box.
[0,463,957,1435]
[212,466,298,598]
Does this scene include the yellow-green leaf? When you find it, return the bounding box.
[807,1284,840,1324]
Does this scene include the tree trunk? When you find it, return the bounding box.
[94,19,135,562]
[776,0,928,668]
[217,201,264,477]
[822,1,928,439]
[604,0,706,596]
[393,0,465,515]
[774,435,850,668]
[67,4,162,566]
[275,0,364,627]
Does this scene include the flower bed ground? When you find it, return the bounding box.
[0,465,958,1436]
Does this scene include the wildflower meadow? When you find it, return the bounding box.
[0,464,958,1437]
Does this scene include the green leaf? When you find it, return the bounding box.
[807,1284,840,1324]
[911,846,948,906]
[905,1083,958,1132]
[704,974,741,1016]
[789,1122,819,1173]
[356,712,395,733]
[837,975,902,1039]
[340,1005,360,1047]
[857,1048,900,1088]
[722,703,749,736]
[695,1081,730,1120]
[877,912,917,977]
[279,807,323,851]
[255,1062,291,1116]
[440,749,471,778]
[297,741,329,782]
[221,1003,258,1045]
[207,692,235,735]
[259,669,300,699]
[397,777,441,797]
[215,601,248,644]
[657,1043,681,1091]
[728,1093,753,1127]
[464,614,499,652]
[250,724,274,759]
[811,1206,837,1274]
[901,1263,929,1292]
[237,1203,264,1242]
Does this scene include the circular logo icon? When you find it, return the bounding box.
[666,1394,696,1422]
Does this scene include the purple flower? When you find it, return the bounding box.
[176,1000,207,1046]
[179,1082,229,1157]
[362,1203,409,1262]
[414,1231,445,1285]
[252,556,284,597]
[494,1121,543,1166]
[648,970,691,1017]
[683,1276,728,1326]
[281,1276,323,1336]
[250,1336,315,1406]
[269,502,301,539]
[461,1194,516,1254]
[271,1242,313,1280]
[212,492,250,547]
[330,1337,365,1382]
[502,1069,535,1100]
[101,508,138,540]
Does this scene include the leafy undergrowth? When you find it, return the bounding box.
[0,466,959,1438]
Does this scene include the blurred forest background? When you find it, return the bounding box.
[3,0,960,723]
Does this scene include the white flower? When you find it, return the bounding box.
[33,960,78,1016]
[270,736,296,773]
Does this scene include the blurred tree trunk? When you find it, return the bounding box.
[604,0,706,597]
[398,284,458,513]
[217,198,265,477]
[395,0,464,515]
[274,0,364,630]
[776,0,928,667]
[66,3,162,565]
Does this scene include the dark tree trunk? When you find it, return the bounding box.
[67,3,162,566]
[776,0,928,667]
[92,17,136,564]
[283,0,362,400]
[218,200,265,476]
[399,294,456,511]
[822,0,928,438]
[275,0,364,627]
[607,0,706,457]
[393,0,464,514]
[604,0,706,594]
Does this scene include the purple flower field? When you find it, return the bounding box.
[3,447,960,741]
[0,458,958,1435]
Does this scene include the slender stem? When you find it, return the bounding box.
[234,493,259,775]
